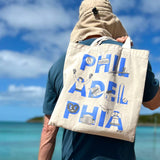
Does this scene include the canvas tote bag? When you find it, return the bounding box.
[49,37,149,142]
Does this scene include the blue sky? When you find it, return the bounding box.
[0,0,160,122]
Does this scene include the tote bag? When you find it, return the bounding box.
[49,37,149,142]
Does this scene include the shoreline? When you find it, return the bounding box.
[27,120,160,127]
[1,121,160,127]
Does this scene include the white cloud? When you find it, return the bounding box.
[0,0,77,45]
[0,50,52,78]
[111,0,135,13]
[22,30,71,54]
[0,2,73,31]
[0,22,7,37]
[0,22,8,38]
[139,0,160,31]
[0,0,76,64]
[119,16,148,36]
[111,0,160,35]
[0,84,45,107]
[0,0,28,5]
[0,22,18,38]
[149,55,160,63]
[150,16,160,31]
[152,37,160,44]
[140,0,160,14]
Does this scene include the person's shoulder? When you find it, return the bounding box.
[50,54,65,72]
[47,54,65,83]
[80,38,123,46]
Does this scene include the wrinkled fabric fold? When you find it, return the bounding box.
[70,0,128,42]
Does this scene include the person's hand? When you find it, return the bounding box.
[116,36,133,46]
[116,36,128,43]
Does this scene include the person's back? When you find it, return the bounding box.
[45,39,159,160]
[38,0,160,159]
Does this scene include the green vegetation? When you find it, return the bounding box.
[138,113,160,125]
[27,114,160,126]
[27,116,43,123]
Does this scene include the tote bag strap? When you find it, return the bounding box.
[85,36,116,54]
[90,36,132,48]
[122,37,132,49]
[85,36,132,54]
[90,36,116,47]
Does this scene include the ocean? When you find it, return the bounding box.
[0,122,159,160]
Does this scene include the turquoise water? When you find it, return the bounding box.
[0,122,159,160]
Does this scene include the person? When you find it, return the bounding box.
[38,0,160,160]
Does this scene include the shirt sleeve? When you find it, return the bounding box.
[143,61,159,102]
[43,65,58,115]
[42,55,65,115]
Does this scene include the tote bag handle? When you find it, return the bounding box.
[90,36,132,48]
[122,37,131,49]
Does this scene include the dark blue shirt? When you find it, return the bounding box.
[43,39,159,160]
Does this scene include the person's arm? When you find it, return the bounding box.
[142,59,160,110]
[38,55,64,160]
[143,87,160,110]
[38,115,59,160]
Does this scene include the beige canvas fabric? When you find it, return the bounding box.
[70,0,128,42]
[49,37,149,142]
